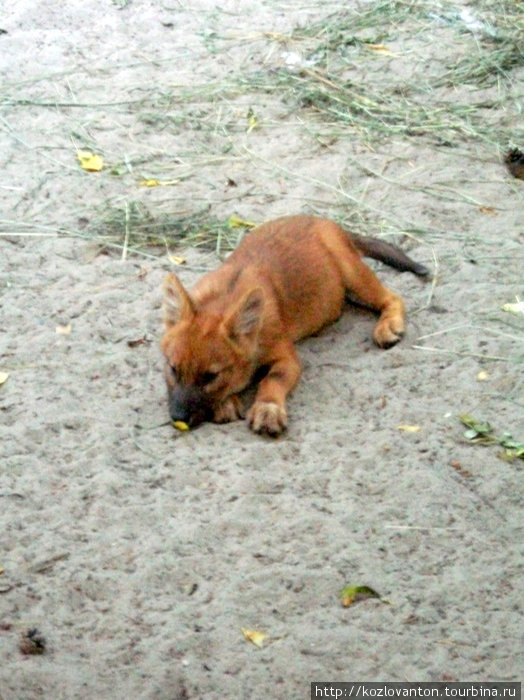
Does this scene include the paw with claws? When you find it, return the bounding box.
[247,401,287,436]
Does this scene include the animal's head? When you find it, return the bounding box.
[160,273,264,428]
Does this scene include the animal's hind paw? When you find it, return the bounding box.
[247,401,287,436]
[373,316,405,348]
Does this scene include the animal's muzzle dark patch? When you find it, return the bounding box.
[168,383,212,428]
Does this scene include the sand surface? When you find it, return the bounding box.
[0,1,523,698]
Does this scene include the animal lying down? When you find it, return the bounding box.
[161,215,428,436]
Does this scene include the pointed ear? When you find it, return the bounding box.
[224,287,264,340]
[163,273,196,327]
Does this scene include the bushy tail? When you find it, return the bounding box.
[350,232,429,277]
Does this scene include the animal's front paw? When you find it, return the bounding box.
[247,401,287,436]
[213,396,245,423]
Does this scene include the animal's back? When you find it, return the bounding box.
[226,216,352,339]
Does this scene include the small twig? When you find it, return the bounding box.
[412,345,509,362]
[384,525,464,532]
[122,201,130,261]
[416,324,524,344]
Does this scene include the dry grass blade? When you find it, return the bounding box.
[86,202,243,255]
[2,0,522,257]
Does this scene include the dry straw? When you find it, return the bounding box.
[101,0,523,252]
[1,0,523,255]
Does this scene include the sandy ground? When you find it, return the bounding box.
[0,1,523,698]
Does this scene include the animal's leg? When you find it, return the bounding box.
[247,341,301,436]
[337,248,406,347]
[212,395,245,423]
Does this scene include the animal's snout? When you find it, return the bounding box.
[169,401,192,425]
[168,383,211,428]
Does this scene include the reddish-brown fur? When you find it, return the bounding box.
[161,215,427,435]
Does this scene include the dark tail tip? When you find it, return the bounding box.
[350,232,430,277]
[411,262,430,277]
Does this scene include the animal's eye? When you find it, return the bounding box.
[169,364,179,379]
[201,371,219,386]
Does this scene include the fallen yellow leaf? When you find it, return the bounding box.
[140,178,160,187]
[55,324,72,335]
[0,372,9,386]
[246,108,259,133]
[228,215,257,229]
[340,585,383,608]
[477,370,489,381]
[501,298,524,315]
[397,424,421,433]
[241,627,269,648]
[168,255,186,265]
[173,420,190,432]
[366,43,393,54]
[76,150,104,172]
[139,179,179,187]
